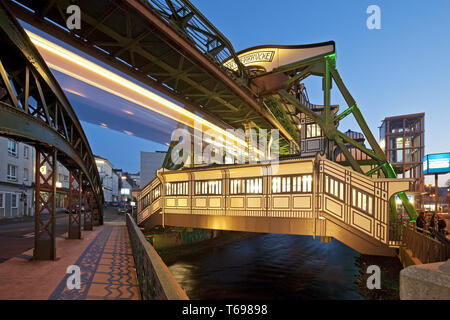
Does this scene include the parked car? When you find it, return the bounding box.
[66,205,86,214]
[111,201,119,207]
[117,204,132,215]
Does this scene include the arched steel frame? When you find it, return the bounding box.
[0,3,104,259]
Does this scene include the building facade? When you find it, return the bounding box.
[95,156,115,203]
[379,113,425,198]
[0,137,35,218]
[140,151,166,187]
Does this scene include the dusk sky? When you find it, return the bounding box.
[21,0,450,184]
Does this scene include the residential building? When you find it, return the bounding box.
[0,137,35,218]
[95,156,115,203]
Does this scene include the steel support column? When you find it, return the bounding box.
[68,171,82,239]
[33,146,57,260]
[83,188,93,231]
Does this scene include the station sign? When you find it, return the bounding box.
[423,153,450,175]
[222,42,335,73]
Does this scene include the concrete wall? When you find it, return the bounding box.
[400,259,450,299]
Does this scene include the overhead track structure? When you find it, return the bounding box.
[0,2,104,259]
[5,0,298,154]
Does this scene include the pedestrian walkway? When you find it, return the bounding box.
[0,222,141,300]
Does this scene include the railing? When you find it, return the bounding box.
[402,223,449,264]
[147,0,245,77]
[126,213,189,300]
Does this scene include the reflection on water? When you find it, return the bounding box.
[168,234,364,300]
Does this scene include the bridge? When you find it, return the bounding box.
[0,0,448,300]
[138,158,411,256]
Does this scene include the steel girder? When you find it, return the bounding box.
[0,3,104,218]
[34,147,57,260]
[68,171,82,239]
[5,0,297,152]
[274,54,417,221]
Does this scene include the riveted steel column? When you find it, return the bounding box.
[83,188,93,231]
[68,171,82,239]
[33,146,57,260]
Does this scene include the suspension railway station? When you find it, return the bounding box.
[0,0,448,300]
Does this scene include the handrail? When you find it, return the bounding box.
[126,213,189,300]
[145,0,246,77]
[402,223,449,264]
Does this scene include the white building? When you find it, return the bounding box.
[95,156,115,203]
[112,170,120,202]
[140,151,166,187]
[0,137,35,218]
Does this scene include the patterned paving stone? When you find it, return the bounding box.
[49,225,141,300]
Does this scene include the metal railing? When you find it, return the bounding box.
[126,213,189,300]
[402,223,449,264]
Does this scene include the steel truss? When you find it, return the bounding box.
[68,171,82,239]
[274,54,417,221]
[0,2,104,259]
[5,0,297,152]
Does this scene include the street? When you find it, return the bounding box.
[0,207,124,263]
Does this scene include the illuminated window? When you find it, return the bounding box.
[306,123,322,138]
[272,175,312,193]
[324,175,344,200]
[165,182,188,196]
[230,178,262,194]
[351,188,373,215]
[195,180,222,195]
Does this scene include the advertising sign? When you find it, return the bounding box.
[423,153,450,175]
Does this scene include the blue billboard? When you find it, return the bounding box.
[423,153,450,175]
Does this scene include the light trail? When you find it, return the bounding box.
[26,30,253,150]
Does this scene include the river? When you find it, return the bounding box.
[167,233,374,300]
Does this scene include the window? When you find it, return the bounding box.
[64,175,69,182]
[8,140,17,157]
[272,175,312,193]
[324,175,344,201]
[152,185,161,200]
[140,192,151,209]
[194,180,222,195]
[351,188,373,215]
[11,194,18,208]
[306,123,322,138]
[165,182,189,196]
[230,178,262,194]
[7,164,17,181]
[24,146,29,159]
[0,193,3,208]
[23,168,29,181]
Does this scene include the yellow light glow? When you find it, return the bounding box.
[56,181,62,188]
[40,166,47,175]
[63,88,86,98]
[26,30,252,150]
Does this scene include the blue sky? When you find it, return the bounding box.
[23,1,450,183]
[192,0,450,184]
